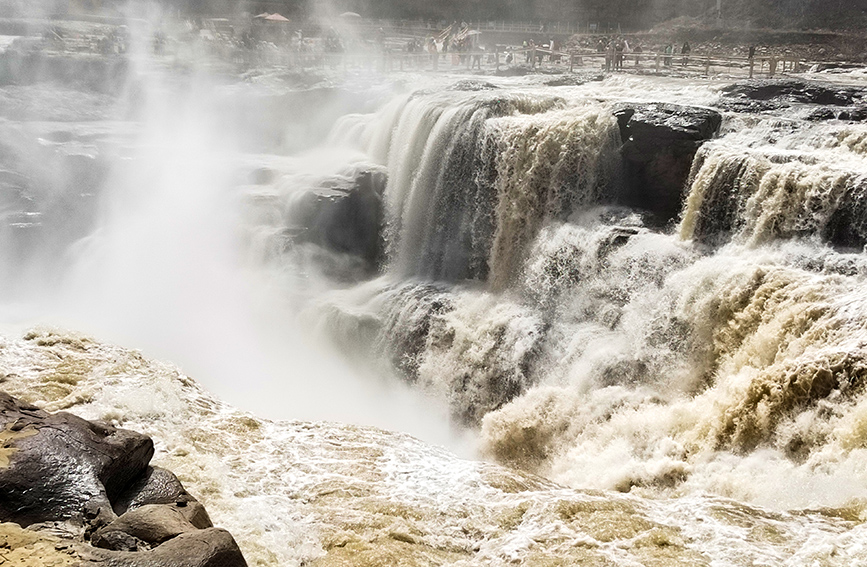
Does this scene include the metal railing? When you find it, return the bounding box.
[349,19,582,36]
[170,36,845,80]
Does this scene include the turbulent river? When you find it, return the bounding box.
[3,44,867,566]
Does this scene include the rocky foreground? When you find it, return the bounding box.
[0,392,247,566]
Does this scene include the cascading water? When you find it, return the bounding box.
[300,78,867,514]
[5,27,867,565]
[681,141,867,247]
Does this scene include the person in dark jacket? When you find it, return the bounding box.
[681,41,691,66]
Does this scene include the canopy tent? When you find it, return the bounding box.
[264,13,291,22]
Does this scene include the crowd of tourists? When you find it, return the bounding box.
[593,37,692,70]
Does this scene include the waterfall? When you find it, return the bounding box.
[329,90,624,284]
[681,143,867,247]
[292,81,867,510]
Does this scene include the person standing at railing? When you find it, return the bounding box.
[681,41,690,66]
[664,43,673,66]
[427,36,438,70]
[614,39,624,70]
[634,44,642,66]
[472,46,483,69]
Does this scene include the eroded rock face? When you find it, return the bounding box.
[289,167,387,273]
[0,392,247,567]
[614,103,722,222]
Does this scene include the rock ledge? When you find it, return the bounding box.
[0,392,247,567]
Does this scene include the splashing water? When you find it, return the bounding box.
[4,22,867,566]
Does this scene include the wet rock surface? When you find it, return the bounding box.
[112,465,210,523]
[806,105,867,122]
[0,392,247,567]
[289,167,387,274]
[614,103,722,222]
[448,79,500,91]
[0,391,154,526]
[823,178,867,249]
[82,527,247,567]
[718,79,867,121]
[93,504,204,550]
[720,79,867,106]
[544,72,605,87]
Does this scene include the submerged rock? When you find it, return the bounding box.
[0,392,247,566]
[614,103,722,222]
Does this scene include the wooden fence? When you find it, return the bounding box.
[230,46,823,79]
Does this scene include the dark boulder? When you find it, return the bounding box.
[806,105,867,122]
[720,79,866,107]
[83,528,247,567]
[289,166,387,273]
[93,504,199,550]
[0,392,247,566]
[113,466,213,529]
[0,392,153,526]
[614,103,722,222]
